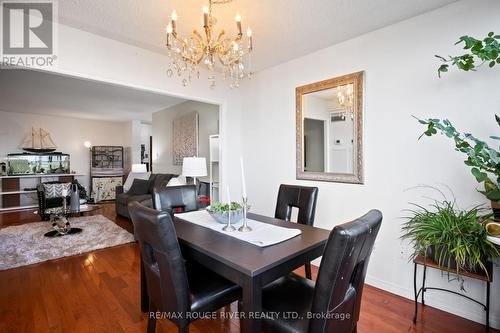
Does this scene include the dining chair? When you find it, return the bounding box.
[128,201,242,333]
[152,185,198,216]
[138,184,199,313]
[261,209,382,333]
[275,184,319,278]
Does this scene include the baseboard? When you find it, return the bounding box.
[365,275,499,330]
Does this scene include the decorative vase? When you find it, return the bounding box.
[70,184,80,212]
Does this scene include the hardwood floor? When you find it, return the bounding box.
[0,203,495,333]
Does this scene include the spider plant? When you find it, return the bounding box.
[401,200,499,277]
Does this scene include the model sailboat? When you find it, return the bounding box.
[21,127,57,153]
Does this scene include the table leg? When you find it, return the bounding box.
[241,277,262,333]
[413,262,418,323]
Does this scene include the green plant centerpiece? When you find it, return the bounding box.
[207,202,244,224]
[402,198,499,277]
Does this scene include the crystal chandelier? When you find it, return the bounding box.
[337,84,354,109]
[165,0,253,89]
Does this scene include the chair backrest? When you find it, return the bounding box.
[309,210,382,333]
[128,201,191,328]
[274,184,318,226]
[152,185,198,215]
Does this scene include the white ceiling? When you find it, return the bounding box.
[0,69,186,122]
[58,0,458,72]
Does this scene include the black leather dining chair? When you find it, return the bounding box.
[138,185,199,313]
[275,184,319,279]
[152,185,198,216]
[261,209,382,333]
[128,201,242,333]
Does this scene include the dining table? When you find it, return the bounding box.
[154,211,331,333]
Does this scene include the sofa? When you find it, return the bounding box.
[115,173,176,219]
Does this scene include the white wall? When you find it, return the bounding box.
[152,100,219,175]
[239,0,500,328]
[0,110,129,195]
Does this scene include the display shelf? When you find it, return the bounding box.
[0,173,83,179]
[0,205,37,212]
[0,190,37,195]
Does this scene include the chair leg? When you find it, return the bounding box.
[147,303,157,333]
[141,258,149,313]
[305,262,312,279]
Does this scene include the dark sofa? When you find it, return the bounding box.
[115,173,176,219]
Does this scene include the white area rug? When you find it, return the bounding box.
[0,214,135,270]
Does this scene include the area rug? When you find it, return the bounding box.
[0,214,135,270]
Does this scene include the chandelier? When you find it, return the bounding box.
[337,84,354,109]
[165,0,253,89]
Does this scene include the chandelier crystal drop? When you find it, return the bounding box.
[165,0,253,89]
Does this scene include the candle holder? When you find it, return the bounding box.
[222,205,236,232]
[238,197,252,232]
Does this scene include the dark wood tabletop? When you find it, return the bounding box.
[173,212,331,333]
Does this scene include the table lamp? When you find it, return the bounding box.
[182,157,207,185]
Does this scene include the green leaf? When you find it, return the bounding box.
[471,168,488,183]
[489,61,496,68]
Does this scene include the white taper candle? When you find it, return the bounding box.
[240,156,247,198]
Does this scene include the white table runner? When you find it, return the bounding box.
[176,210,302,247]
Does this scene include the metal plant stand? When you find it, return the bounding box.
[412,254,492,332]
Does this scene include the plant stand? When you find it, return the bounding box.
[413,254,492,332]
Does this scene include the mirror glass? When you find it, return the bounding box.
[296,72,363,183]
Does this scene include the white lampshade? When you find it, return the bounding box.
[131,163,147,173]
[182,157,207,177]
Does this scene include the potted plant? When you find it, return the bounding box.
[401,198,499,276]
[417,117,500,218]
[419,31,500,217]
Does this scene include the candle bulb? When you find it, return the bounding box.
[235,14,242,35]
[240,156,247,198]
[203,6,209,27]
[246,27,253,50]
[171,10,177,33]
[166,24,173,46]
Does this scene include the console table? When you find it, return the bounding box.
[413,254,493,332]
[0,174,83,211]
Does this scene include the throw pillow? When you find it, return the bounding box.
[166,176,187,187]
[123,172,150,192]
[43,182,71,199]
[127,179,150,195]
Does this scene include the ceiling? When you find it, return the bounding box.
[0,69,186,122]
[58,0,458,72]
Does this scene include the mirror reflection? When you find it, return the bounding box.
[303,84,355,174]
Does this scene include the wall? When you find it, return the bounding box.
[0,110,129,196]
[239,0,500,328]
[152,100,219,175]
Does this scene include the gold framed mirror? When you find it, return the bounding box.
[296,71,364,183]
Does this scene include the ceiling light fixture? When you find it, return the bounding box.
[165,0,253,89]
